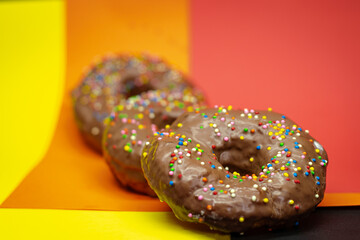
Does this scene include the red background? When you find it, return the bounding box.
[190,0,360,193]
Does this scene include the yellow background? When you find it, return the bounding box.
[0,0,229,239]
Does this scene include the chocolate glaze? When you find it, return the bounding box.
[72,54,196,152]
[141,107,328,232]
[103,90,206,196]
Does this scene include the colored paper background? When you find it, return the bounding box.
[1,0,360,239]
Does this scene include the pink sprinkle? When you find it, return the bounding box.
[224,137,229,142]
[250,109,254,113]
[137,141,142,145]
[131,129,136,134]
[262,125,268,129]
[188,213,193,218]
[271,173,275,176]
[217,133,221,136]
[276,120,280,124]
[260,172,264,175]
[122,118,127,123]
[209,184,213,188]
[158,137,162,140]
[301,155,305,159]
[198,195,203,200]
[292,126,297,130]
[282,150,286,154]
[175,136,179,139]
[231,121,234,125]
[221,117,225,121]
[131,119,136,123]
[244,109,249,114]
[320,162,324,166]
[197,152,202,156]
[248,176,252,179]
[178,152,183,155]
[121,130,125,134]
[281,120,285,123]
[203,188,208,192]
[169,171,174,176]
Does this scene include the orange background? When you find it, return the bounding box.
[2,0,360,212]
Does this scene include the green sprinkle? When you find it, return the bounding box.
[244,128,248,132]
[280,142,284,147]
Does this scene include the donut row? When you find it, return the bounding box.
[72,54,328,233]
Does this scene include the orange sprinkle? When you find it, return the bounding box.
[202,177,208,182]
[219,180,224,184]
[207,205,212,210]
[107,133,112,138]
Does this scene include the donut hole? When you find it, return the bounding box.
[119,75,154,98]
[213,138,265,176]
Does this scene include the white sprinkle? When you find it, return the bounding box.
[200,162,205,165]
[253,184,258,188]
[91,127,100,135]
[230,189,235,193]
[186,153,190,157]
[177,160,182,164]
[146,141,150,146]
[174,150,178,153]
[262,187,267,191]
[251,196,257,202]
[231,193,236,198]
[315,194,319,198]
[225,184,230,188]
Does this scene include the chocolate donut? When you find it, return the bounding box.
[141,106,328,232]
[102,89,206,196]
[72,54,194,152]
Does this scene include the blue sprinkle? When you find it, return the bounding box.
[160,133,164,136]
[178,141,183,146]
[169,181,174,186]
[226,174,230,178]
[256,146,261,150]
[295,146,299,149]
[282,115,286,119]
[293,160,297,163]
[295,221,300,227]
[204,115,208,118]
[210,187,215,191]
[305,172,309,176]
[293,173,298,177]
[267,164,272,167]
[284,148,289,152]
[312,158,316,162]
[298,128,302,131]
[211,165,216,169]
[285,132,289,135]
[316,176,320,180]
[322,160,326,163]
[295,142,298,145]
[316,181,321,185]
[179,138,184,141]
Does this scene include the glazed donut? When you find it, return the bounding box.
[141,106,328,232]
[102,89,206,196]
[72,53,194,152]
